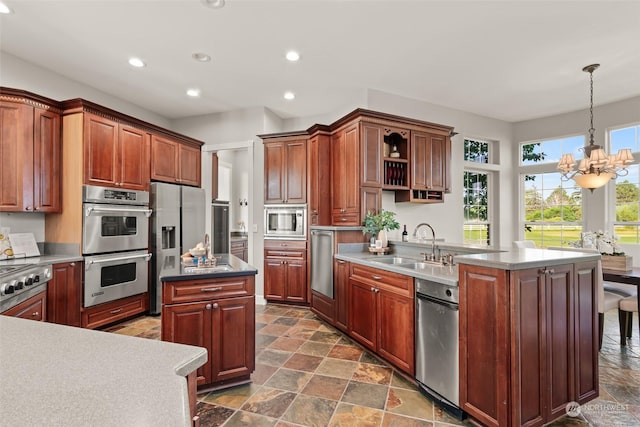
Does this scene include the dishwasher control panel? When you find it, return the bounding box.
[415,279,458,304]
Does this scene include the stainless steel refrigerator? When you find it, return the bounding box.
[211,202,230,254]
[149,182,206,315]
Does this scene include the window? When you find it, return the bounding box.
[520,136,584,247]
[463,138,494,246]
[612,124,640,243]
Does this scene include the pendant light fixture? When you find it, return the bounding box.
[557,64,634,191]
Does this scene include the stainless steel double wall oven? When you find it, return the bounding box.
[82,185,152,307]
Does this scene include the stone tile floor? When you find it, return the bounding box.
[105,305,640,426]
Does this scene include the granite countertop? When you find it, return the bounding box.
[454,247,601,270]
[160,253,258,282]
[0,316,207,426]
[335,251,459,286]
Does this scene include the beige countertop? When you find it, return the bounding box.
[0,316,207,426]
[454,247,601,270]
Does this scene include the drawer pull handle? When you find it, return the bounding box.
[110,308,123,314]
[202,287,223,292]
[371,275,382,280]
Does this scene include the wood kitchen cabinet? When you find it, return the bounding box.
[151,134,201,187]
[264,239,307,303]
[331,123,360,225]
[0,90,61,213]
[83,113,150,191]
[230,238,248,262]
[263,137,307,204]
[47,261,82,327]
[1,290,46,321]
[458,261,598,427]
[334,259,350,331]
[82,293,148,329]
[162,275,255,389]
[307,131,332,226]
[348,263,415,375]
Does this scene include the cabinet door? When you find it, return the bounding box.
[119,125,149,191]
[178,143,201,187]
[377,288,415,375]
[285,259,307,302]
[284,140,307,203]
[84,113,119,187]
[150,135,179,182]
[2,291,46,321]
[573,261,598,404]
[162,301,212,385]
[0,101,33,211]
[33,107,61,212]
[334,259,349,331]
[361,186,381,219]
[264,258,286,300]
[264,142,285,203]
[211,296,255,383]
[47,261,82,327]
[411,131,446,191]
[348,277,377,351]
[360,123,383,187]
[331,125,360,224]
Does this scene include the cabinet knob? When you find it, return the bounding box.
[370,287,376,292]
[212,303,219,309]
[206,304,212,310]
[33,206,39,211]
[32,311,39,317]
[25,206,32,211]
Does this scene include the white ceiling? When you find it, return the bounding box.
[1,0,639,123]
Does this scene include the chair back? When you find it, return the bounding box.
[513,240,535,248]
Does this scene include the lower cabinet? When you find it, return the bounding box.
[230,239,248,262]
[47,261,82,327]
[2,290,46,320]
[161,275,256,389]
[458,261,598,427]
[264,240,307,303]
[348,263,415,375]
[334,259,350,331]
[81,293,148,329]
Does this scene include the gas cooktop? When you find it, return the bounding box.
[0,263,52,313]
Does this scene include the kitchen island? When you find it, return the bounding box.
[160,253,258,392]
[0,316,206,426]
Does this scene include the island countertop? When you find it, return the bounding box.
[0,316,207,426]
[160,253,258,282]
[454,247,601,270]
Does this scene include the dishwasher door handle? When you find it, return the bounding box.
[416,292,459,311]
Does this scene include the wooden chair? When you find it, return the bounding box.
[619,296,639,345]
[547,246,625,349]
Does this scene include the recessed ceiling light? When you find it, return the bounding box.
[128,57,146,68]
[284,91,295,100]
[201,0,225,9]
[192,52,212,62]
[187,89,201,97]
[0,2,13,14]
[285,51,300,62]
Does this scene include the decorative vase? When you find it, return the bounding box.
[601,255,633,272]
[378,230,388,248]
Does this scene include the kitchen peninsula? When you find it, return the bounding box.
[159,253,258,391]
[0,316,206,426]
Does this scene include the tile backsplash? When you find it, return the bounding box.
[0,212,46,242]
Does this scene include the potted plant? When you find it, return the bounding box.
[362,209,400,247]
[569,230,632,271]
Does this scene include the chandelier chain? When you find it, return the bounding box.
[588,68,595,145]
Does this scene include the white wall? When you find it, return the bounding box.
[513,95,640,263]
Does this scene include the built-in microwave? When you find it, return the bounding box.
[264,205,306,239]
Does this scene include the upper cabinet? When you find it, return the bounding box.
[263,136,307,204]
[83,113,150,191]
[150,134,201,187]
[331,123,361,225]
[307,130,331,226]
[0,89,61,212]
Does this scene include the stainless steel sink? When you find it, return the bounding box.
[371,257,419,265]
[183,264,233,273]
[397,261,443,270]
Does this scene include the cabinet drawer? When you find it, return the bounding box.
[264,240,307,250]
[2,291,46,321]
[163,276,255,304]
[230,240,247,249]
[82,293,148,329]
[350,264,413,296]
[332,213,359,225]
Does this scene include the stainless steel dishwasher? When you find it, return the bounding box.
[310,229,334,298]
[415,278,464,419]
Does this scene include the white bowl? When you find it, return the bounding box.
[189,248,206,257]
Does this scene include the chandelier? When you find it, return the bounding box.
[557,64,634,191]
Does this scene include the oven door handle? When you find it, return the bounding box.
[86,253,153,265]
[85,206,153,217]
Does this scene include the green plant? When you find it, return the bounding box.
[362,209,400,236]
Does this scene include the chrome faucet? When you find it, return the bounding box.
[413,223,437,262]
[204,233,211,259]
